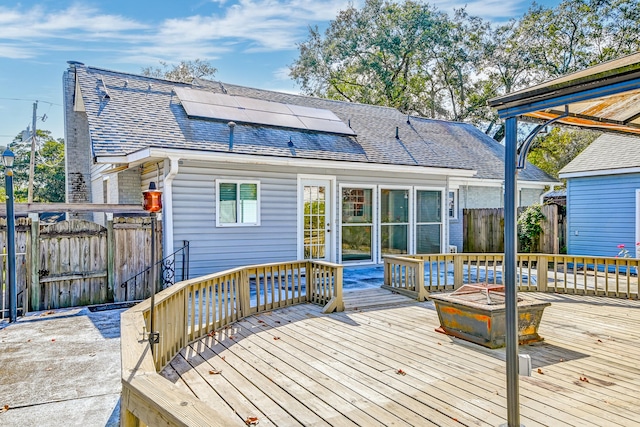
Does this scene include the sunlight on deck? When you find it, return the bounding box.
[161,290,640,426]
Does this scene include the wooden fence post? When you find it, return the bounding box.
[29,213,39,312]
[106,213,115,302]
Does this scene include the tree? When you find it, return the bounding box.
[290,0,452,116]
[516,0,640,78]
[0,129,65,203]
[290,0,640,142]
[141,59,217,83]
[526,128,598,179]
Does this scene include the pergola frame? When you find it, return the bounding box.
[488,52,640,427]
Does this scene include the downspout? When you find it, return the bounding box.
[444,176,450,254]
[163,157,180,259]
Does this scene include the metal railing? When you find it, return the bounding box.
[120,241,189,301]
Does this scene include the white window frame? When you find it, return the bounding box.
[296,174,337,262]
[339,183,378,265]
[415,187,446,254]
[215,179,261,227]
[448,189,458,220]
[378,185,413,262]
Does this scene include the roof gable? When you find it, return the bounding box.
[560,133,640,177]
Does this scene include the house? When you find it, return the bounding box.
[559,133,640,257]
[63,62,556,277]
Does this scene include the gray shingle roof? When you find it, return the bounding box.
[559,133,640,176]
[72,65,554,182]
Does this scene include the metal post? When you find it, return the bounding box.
[148,212,159,348]
[504,116,520,426]
[5,165,17,322]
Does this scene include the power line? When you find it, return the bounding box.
[0,97,62,107]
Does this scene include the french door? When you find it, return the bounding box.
[301,179,332,261]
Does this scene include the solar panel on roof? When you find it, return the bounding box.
[173,86,356,136]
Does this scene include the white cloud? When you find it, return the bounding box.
[0,1,355,61]
[0,0,526,63]
[273,66,292,81]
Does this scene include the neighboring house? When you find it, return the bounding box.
[63,62,556,276]
[560,133,640,257]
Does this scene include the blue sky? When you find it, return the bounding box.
[0,0,559,146]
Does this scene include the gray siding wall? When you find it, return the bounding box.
[171,161,448,276]
[449,217,463,253]
[520,188,542,206]
[567,174,640,257]
[460,186,503,209]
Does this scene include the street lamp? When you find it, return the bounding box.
[3,148,17,323]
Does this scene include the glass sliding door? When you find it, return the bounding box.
[341,188,373,262]
[416,190,442,253]
[380,189,409,256]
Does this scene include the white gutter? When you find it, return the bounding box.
[162,157,180,259]
[449,177,558,189]
[96,147,478,178]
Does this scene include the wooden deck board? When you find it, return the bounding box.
[163,290,640,426]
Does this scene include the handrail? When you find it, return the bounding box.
[384,253,640,300]
[120,241,190,301]
[121,259,343,426]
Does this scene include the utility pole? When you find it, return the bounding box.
[28,101,37,203]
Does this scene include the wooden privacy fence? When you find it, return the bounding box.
[384,253,640,299]
[463,205,561,253]
[0,214,162,316]
[120,259,343,426]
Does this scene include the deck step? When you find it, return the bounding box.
[343,287,416,311]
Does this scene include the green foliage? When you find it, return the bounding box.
[141,59,217,83]
[518,204,545,253]
[527,128,599,179]
[290,0,640,140]
[290,0,495,124]
[0,129,65,203]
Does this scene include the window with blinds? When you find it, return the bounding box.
[217,181,260,226]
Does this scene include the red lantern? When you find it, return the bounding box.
[143,182,162,212]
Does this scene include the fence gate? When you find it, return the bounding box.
[38,220,109,309]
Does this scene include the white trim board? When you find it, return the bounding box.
[96,147,478,178]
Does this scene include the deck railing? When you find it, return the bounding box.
[384,253,640,299]
[121,260,343,426]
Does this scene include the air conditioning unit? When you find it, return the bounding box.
[449,245,458,253]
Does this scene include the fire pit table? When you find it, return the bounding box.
[430,284,550,349]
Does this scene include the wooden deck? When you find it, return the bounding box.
[161,289,640,426]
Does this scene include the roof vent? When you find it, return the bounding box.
[228,121,236,151]
[395,126,399,139]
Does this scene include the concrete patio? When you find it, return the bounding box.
[0,306,124,427]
